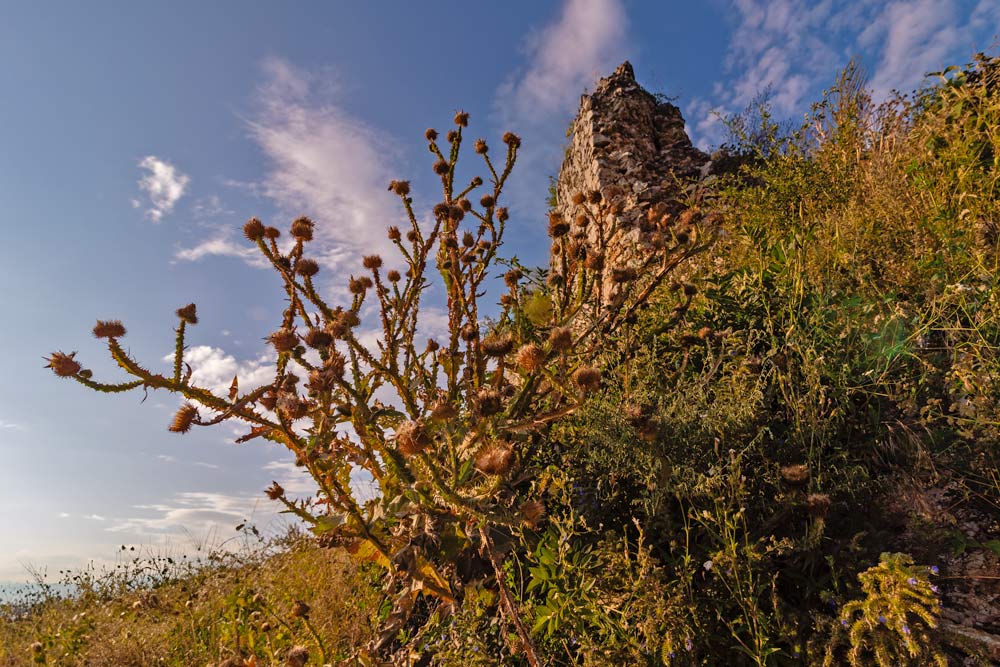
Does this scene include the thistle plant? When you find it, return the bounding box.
[823,553,946,667]
[46,112,711,662]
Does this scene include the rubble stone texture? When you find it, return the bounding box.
[552,61,709,303]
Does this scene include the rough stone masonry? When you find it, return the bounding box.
[552,61,714,304]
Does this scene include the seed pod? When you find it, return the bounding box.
[176,303,198,325]
[460,324,479,342]
[475,442,514,475]
[548,327,572,352]
[780,464,809,486]
[265,481,285,500]
[388,180,410,196]
[480,194,495,208]
[433,160,450,175]
[387,269,401,282]
[482,333,514,357]
[268,329,298,352]
[290,216,314,241]
[454,111,469,127]
[168,403,198,433]
[502,132,521,148]
[387,226,402,242]
[519,500,545,528]
[264,226,281,240]
[516,343,546,372]
[572,366,602,394]
[396,419,432,456]
[296,258,319,277]
[571,192,586,205]
[548,212,570,238]
[587,190,602,204]
[93,319,127,339]
[243,217,265,241]
[45,351,82,377]
[424,128,438,141]
[476,389,503,417]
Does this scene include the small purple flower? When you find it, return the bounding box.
[907,577,918,586]
[878,615,887,624]
[668,652,676,659]
[902,624,910,635]
[841,619,849,627]
[685,637,693,651]
[931,584,939,593]
[929,565,939,575]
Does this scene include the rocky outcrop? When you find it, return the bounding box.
[552,61,710,302]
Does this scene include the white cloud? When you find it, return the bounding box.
[107,492,270,539]
[137,155,189,222]
[245,57,401,274]
[0,419,21,430]
[498,0,629,121]
[164,345,276,399]
[174,232,267,266]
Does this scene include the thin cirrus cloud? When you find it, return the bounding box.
[688,0,999,147]
[134,155,190,222]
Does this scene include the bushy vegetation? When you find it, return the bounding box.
[21,55,1000,666]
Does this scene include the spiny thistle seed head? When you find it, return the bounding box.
[519,500,545,528]
[264,226,281,240]
[476,389,503,416]
[575,213,590,227]
[388,180,410,196]
[396,419,431,456]
[474,138,488,154]
[433,202,450,219]
[387,269,401,282]
[480,194,495,208]
[387,225,401,241]
[548,212,570,238]
[548,327,573,352]
[265,481,285,500]
[471,175,483,187]
[362,254,383,270]
[430,400,457,420]
[176,303,198,325]
[277,394,310,420]
[482,333,514,357]
[304,328,332,349]
[268,329,298,353]
[497,207,509,222]
[572,366,602,394]
[168,403,198,433]
[806,493,831,518]
[450,205,465,221]
[93,319,127,339]
[243,217,265,241]
[286,645,309,667]
[584,253,605,271]
[446,130,459,143]
[460,231,474,248]
[406,229,419,243]
[348,277,365,294]
[475,442,514,475]
[571,192,586,206]
[547,272,563,287]
[324,351,346,378]
[587,190,602,204]
[425,128,438,141]
[460,324,479,342]
[780,464,810,486]
[290,216,314,241]
[426,339,440,352]
[454,110,470,126]
[458,198,472,212]
[503,269,523,288]
[516,343,546,372]
[296,258,319,277]
[502,131,521,148]
[342,311,360,328]
[290,600,310,619]
[46,351,81,377]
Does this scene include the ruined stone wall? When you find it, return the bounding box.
[552,61,710,303]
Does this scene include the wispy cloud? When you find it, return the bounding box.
[174,230,265,266]
[135,155,189,222]
[689,0,995,148]
[107,491,270,539]
[497,0,629,122]
[0,419,22,430]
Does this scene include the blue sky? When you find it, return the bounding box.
[1,0,996,583]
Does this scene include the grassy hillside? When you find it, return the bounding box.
[14,55,1000,666]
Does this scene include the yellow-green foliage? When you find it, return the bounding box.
[822,553,946,667]
[0,534,378,667]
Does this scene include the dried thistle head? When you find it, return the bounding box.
[93,320,126,339]
[516,343,546,372]
[45,351,81,377]
[454,110,469,127]
[806,493,831,518]
[388,180,410,196]
[286,645,309,667]
[362,255,383,270]
[243,217,265,241]
[268,328,298,353]
[446,130,459,143]
[572,366,602,394]
[429,399,457,421]
[474,138,488,154]
[497,207,509,222]
[176,303,198,325]
[458,198,472,212]
[587,189,602,204]
[387,226,401,242]
[503,269,522,288]
[502,131,521,148]
[519,500,545,528]
[584,253,605,271]
[396,419,432,456]
[277,394,309,420]
[475,441,514,475]
[548,327,573,352]
[571,192,586,206]
[575,213,589,227]
[424,128,438,141]
[296,258,319,277]
[780,464,810,486]
[265,481,285,500]
[387,269,401,282]
[168,403,198,433]
[304,328,332,349]
[264,226,281,240]
[460,324,479,342]
[475,389,503,416]
[482,333,514,358]
[290,600,310,619]
[290,216,314,242]
[480,194,495,208]
[547,212,569,238]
